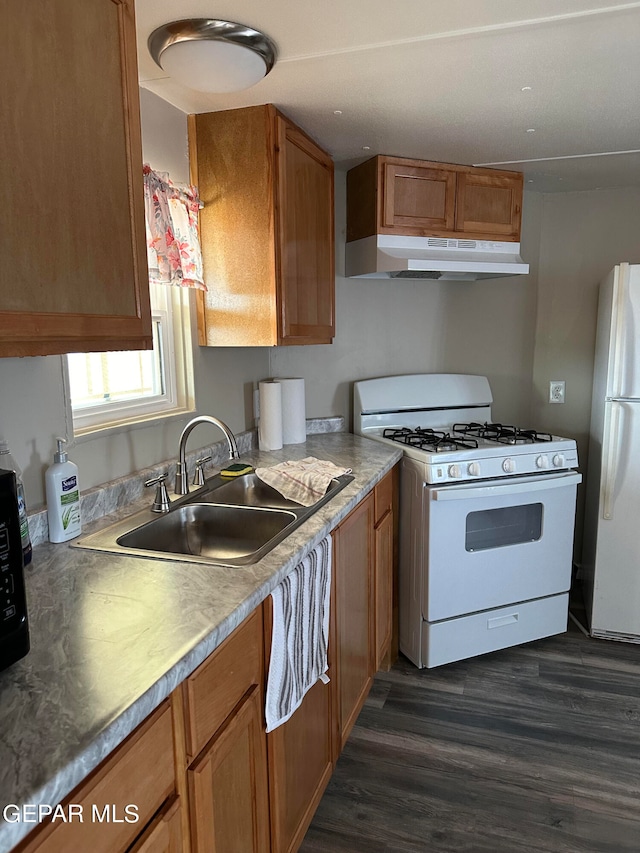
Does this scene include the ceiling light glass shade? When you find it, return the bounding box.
[148,19,277,94]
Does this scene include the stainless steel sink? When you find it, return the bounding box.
[117,503,297,564]
[74,471,353,567]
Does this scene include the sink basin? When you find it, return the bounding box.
[74,471,354,567]
[117,504,297,564]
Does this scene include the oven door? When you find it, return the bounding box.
[424,471,581,622]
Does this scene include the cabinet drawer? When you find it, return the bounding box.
[184,608,263,759]
[17,701,175,853]
[128,796,183,853]
[374,470,394,525]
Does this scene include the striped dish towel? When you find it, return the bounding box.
[255,457,352,506]
[265,536,332,733]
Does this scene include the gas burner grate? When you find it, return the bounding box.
[383,427,478,452]
[453,422,553,445]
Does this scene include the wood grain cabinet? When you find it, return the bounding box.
[263,598,335,853]
[0,0,151,358]
[188,104,335,346]
[183,608,270,853]
[373,467,397,671]
[347,155,523,243]
[127,798,184,853]
[332,491,376,753]
[15,701,179,853]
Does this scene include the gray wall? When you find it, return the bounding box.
[531,187,640,463]
[272,185,542,428]
[2,87,639,530]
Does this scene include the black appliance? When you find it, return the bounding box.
[0,468,30,671]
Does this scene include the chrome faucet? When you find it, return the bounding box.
[175,415,240,495]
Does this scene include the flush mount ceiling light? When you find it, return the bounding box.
[148,19,277,94]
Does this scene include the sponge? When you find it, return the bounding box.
[220,463,254,478]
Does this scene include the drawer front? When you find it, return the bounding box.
[422,593,569,668]
[185,608,263,759]
[374,469,394,526]
[128,796,183,853]
[19,701,175,853]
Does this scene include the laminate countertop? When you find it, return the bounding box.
[0,433,401,853]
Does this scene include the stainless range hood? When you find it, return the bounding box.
[345,235,529,281]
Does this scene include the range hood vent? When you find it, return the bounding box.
[391,270,443,279]
[346,235,529,282]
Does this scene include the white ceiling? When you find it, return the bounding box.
[136,0,640,192]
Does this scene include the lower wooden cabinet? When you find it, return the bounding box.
[128,797,183,853]
[264,598,335,853]
[182,608,269,853]
[373,467,398,670]
[15,701,177,853]
[333,491,375,753]
[187,686,269,853]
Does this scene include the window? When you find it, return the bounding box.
[66,284,194,434]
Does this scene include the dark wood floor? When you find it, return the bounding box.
[300,608,640,852]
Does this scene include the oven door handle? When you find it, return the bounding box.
[431,472,582,501]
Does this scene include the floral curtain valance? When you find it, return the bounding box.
[143,164,206,291]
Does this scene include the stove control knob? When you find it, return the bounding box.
[536,455,550,469]
[502,458,515,474]
[448,464,462,479]
[467,462,481,477]
[552,454,565,468]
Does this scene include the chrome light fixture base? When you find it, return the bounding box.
[148,19,277,93]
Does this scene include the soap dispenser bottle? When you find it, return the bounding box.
[45,438,81,543]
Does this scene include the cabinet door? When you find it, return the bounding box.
[381,161,457,235]
[188,686,270,853]
[264,597,334,853]
[333,492,375,752]
[275,115,335,345]
[374,508,394,672]
[0,0,151,357]
[454,170,523,239]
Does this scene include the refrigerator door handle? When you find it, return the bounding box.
[602,401,622,520]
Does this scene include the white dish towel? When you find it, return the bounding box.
[265,536,332,733]
[255,457,352,507]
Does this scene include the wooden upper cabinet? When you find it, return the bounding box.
[347,155,523,243]
[381,161,457,233]
[275,116,335,344]
[0,0,152,358]
[454,170,523,238]
[189,105,335,347]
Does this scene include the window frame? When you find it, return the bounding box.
[64,284,195,437]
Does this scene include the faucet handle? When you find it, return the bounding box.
[145,473,171,513]
[193,455,212,487]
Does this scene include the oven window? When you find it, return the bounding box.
[465,503,543,552]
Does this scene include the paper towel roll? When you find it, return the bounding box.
[258,380,283,450]
[278,378,306,444]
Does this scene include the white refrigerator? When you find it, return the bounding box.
[583,263,640,641]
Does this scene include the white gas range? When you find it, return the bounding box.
[354,373,582,669]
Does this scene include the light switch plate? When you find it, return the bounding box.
[549,380,565,404]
